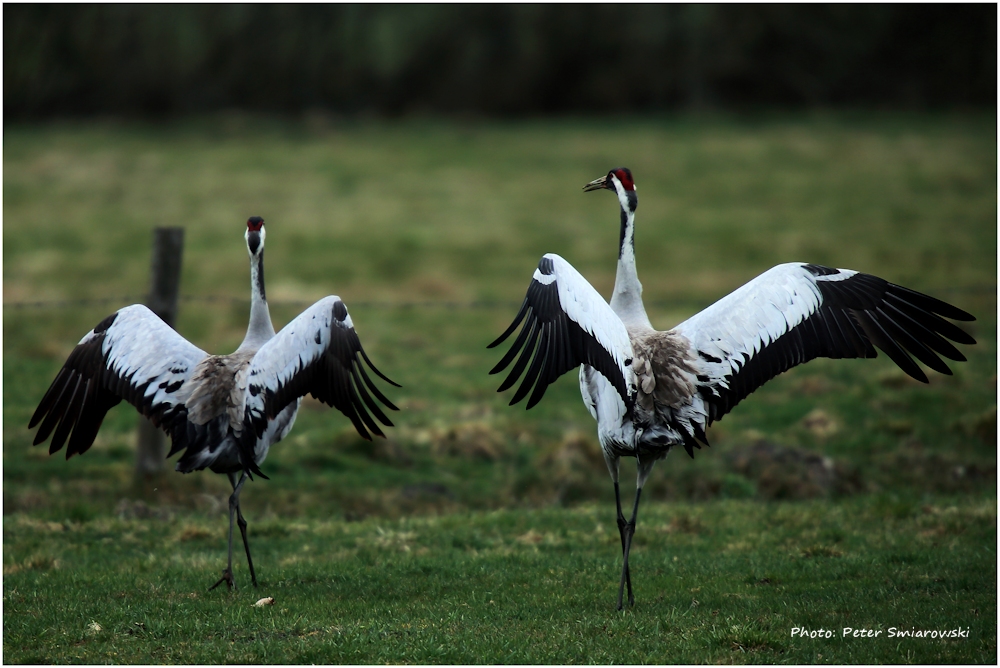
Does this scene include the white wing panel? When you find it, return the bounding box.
[546,253,634,374]
[102,304,208,409]
[244,296,341,424]
[673,263,822,368]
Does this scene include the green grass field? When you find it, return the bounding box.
[4,113,996,663]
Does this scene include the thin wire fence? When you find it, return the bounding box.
[3,284,995,313]
[2,295,524,311]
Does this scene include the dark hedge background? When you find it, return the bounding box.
[4,4,996,120]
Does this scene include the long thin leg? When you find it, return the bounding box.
[210,472,249,591]
[236,502,258,587]
[613,482,634,606]
[616,487,643,611]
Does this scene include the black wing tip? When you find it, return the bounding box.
[950,326,977,346]
[954,311,977,323]
[370,392,400,414]
[371,375,402,390]
[358,347,402,387]
[504,392,534,409]
[373,367,402,389]
[891,357,929,384]
[525,391,546,410]
[489,298,531,350]
[890,283,978,323]
[488,361,508,376]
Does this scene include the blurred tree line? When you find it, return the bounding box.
[5,4,995,120]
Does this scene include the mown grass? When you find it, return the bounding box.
[3,113,996,663]
[3,497,995,663]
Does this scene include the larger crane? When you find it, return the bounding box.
[489,167,976,610]
[29,217,399,591]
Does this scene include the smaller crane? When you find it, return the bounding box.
[29,217,400,590]
[489,168,976,609]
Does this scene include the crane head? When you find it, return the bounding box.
[584,168,637,214]
[245,216,265,256]
[583,167,635,193]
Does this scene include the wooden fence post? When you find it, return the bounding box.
[135,227,185,478]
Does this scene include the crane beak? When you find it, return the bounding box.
[583,175,609,192]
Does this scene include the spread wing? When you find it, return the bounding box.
[28,304,208,458]
[240,296,399,477]
[672,262,976,427]
[488,253,634,410]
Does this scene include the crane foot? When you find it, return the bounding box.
[616,597,635,611]
[209,568,235,591]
